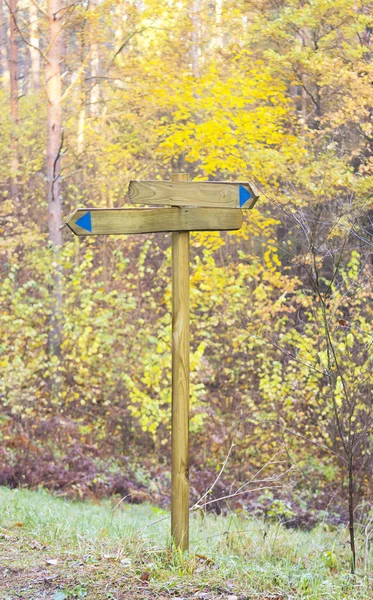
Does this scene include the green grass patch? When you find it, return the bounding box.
[0,487,372,599]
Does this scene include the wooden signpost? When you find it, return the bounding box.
[65,174,258,551]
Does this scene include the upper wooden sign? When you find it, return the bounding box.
[128,181,258,209]
[66,207,243,236]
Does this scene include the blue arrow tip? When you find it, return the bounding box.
[239,185,253,207]
[75,211,92,232]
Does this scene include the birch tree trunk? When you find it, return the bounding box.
[9,0,19,201]
[75,22,87,268]
[215,0,223,48]
[0,0,9,86]
[46,0,63,364]
[114,2,124,68]
[191,0,200,78]
[90,41,99,116]
[29,0,40,89]
[46,0,63,247]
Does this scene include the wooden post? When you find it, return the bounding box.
[171,172,190,550]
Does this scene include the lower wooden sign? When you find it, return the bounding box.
[66,207,243,236]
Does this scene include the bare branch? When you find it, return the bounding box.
[191,439,235,510]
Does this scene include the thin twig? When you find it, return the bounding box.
[191,440,235,510]
[190,486,283,510]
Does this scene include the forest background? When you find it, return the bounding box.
[1,0,373,538]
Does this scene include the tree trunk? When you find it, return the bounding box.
[114,2,124,68]
[191,0,200,78]
[90,41,99,116]
[348,456,356,573]
[215,0,223,48]
[0,0,9,86]
[46,0,63,363]
[46,0,63,246]
[8,0,19,202]
[75,28,86,268]
[29,0,40,89]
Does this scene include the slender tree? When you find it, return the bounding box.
[90,41,99,117]
[215,0,223,48]
[0,0,9,86]
[29,0,40,89]
[46,0,63,362]
[191,0,200,78]
[8,0,18,201]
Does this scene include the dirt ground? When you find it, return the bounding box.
[0,548,246,600]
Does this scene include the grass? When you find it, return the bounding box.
[0,487,372,599]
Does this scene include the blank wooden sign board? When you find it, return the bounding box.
[65,174,259,551]
[128,180,258,209]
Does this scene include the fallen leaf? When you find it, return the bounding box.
[196,553,215,565]
[140,571,150,582]
[29,540,45,550]
[13,522,24,527]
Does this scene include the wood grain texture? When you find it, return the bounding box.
[129,180,258,208]
[65,207,243,235]
[171,173,190,551]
